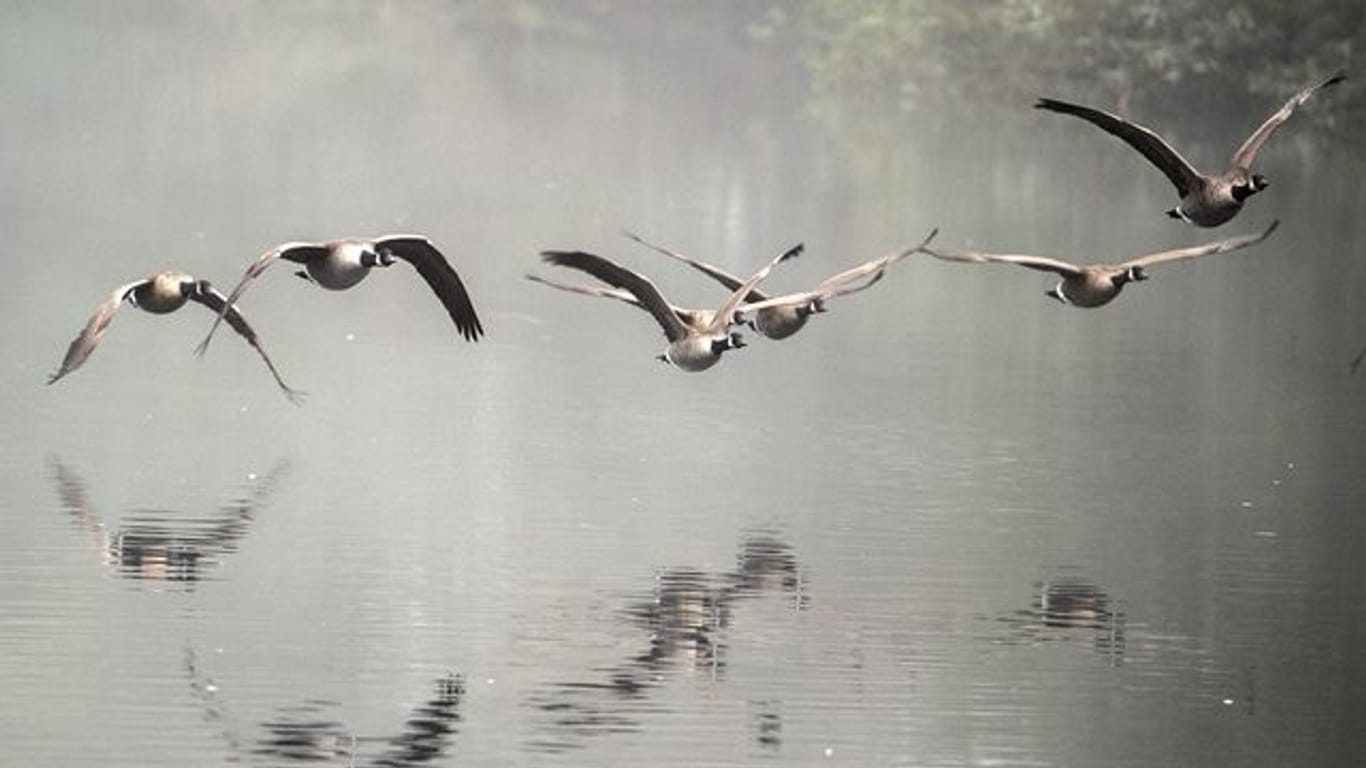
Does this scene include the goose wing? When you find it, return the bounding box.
[709,244,803,331]
[196,242,330,356]
[539,250,693,342]
[623,230,776,301]
[923,246,1085,276]
[1036,97,1203,197]
[1231,70,1346,169]
[526,272,646,308]
[374,235,484,342]
[810,226,939,297]
[188,282,306,405]
[1120,220,1279,270]
[525,273,709,329]
[48,279,147,385]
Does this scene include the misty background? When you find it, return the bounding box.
[1,2,1363,767]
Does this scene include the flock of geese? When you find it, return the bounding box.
[48,70,1347,401]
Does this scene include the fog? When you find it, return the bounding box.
[2,3,1363,766]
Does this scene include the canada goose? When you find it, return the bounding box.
[538,244,800,371]
[49,272,304,403]
[196,235,482,357]
[623,228,939,339]
[1037,70,1345,227]
[923,220,1278,308]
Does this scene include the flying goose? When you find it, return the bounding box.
[537,244,801,371]
[48,272,304,403]
[923,220,1278,308]
[196,235,482,357]
[1036,70,1345,227]
[623,227,939,337]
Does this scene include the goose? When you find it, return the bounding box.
[537,244,800,371]
[196,235,482,356]
[1036,70,1345,227]
[923,220,1278,308]
[623,227,939,337]
[48,272,304,402]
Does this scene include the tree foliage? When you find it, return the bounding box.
[799,0,1360,135]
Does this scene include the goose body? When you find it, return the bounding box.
[924,221,1279,308]
[196,234,483,357]
[1036,70,1345,227]
[299,239,376,290]
[49,272,303,402]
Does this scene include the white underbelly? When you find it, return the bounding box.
[306,259,370,290]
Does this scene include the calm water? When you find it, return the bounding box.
[2,4,1364,767]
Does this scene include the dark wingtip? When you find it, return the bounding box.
[918,226,940,249]
[1034,97,1060,110]
[780,243,804,262]
[1325,69,1348,87]
[1263,219,1281,238]
[539,250,579,265]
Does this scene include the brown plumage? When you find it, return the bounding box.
[50,272,304,403]
[197,235,482,357]
[622,228,938,339]
[1037,70,1345,227]
[923,221,1279,308]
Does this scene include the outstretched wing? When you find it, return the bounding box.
[48,279,146,385]
[813,226,939,296]
[189,283,306,405]
[375,235,484,342]
[710,244,803,331]
[526,273,644,307]
[623,230,777,301]
[1231,70,1347,169]
[195,242,328,356]
[1121,220,1279,270]
[540,250,693,342]
[526,273,714,332]
[923,246,1084,276]
[1036,97,1203,197]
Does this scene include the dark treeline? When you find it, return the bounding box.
[798,0,1359,131]
[464,1,1359,145]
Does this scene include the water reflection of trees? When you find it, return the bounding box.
[524,533,807,754]
[47,456,291,584]
[186,648,464,767]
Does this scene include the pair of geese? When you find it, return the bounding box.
[47,236,484,402]
[529,71,1344,368]
[49,70,1346,393]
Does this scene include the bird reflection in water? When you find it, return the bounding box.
[186,648,465,767]
[993,573,1127,665]
[47,456,291,583]
[524,533,806,754]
